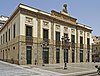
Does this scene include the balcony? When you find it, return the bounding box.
[26,36,33,43]
[43,38,49,45]
[80,44,83,49]
[71,42,75,48]
[87,45,90,49]
[56,41,61,47]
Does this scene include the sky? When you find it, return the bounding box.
[0,0,100,36]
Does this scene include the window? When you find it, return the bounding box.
[26,26,32,39]
[87,38,90,45]
[56,32,60,41]
[6,32,7,42]
[80,50,83,62]
[80,36,83,49]
[72,50,75,62]
[13,24,15,38]
[56,48,60,63]
[1,36,2,44]
[3,34,4,43]
[9,29,10,41]
[80,36,83,44]
[43,29,48,39]
[71,35,75,43]
[43,29,48,42]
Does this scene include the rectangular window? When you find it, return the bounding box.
[72,50,75,63]
[1,36,2,45]
[43,29,48,42]
[56,48,60,63]
[56,32,60,41]
[80,36,83,44]
[6,32,7,42]
[71,35,75,43]
[80,36,83,49]
[43,29,48,39]
[87,38,90,45]
[26,26,32,39]
[80,50,83,62]
[3,34,4,44]
[26,46,32,64]
[9,29,10,41]
[13,24,15,38]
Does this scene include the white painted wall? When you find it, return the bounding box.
[20,14,25,35]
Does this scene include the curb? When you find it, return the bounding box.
[61,70,97,76]
[75,71,97,76]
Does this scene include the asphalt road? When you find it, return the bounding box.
[0,61,38,76]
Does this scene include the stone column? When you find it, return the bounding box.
[53,46,56,64]
[74,48,77,63]
[37,44,42,65]
[90,49,92,62]
[37,17,43,65]
[68,47,72,63]
[84,48,87,63]
[19,42,26,65]
[49,45,54,64]
[77,48,80,63]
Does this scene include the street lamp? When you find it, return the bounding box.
[62,35,70,69]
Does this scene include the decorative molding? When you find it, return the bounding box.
[80,30,83,35]
[25,17,33,24]
[71,28,75,34]
[64,27,68,33]
[87,32,90,37]
[42,20,49,29]
[56,25,60,31]
[43,21,49,26]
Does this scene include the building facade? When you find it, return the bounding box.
[0,4,92,65]
[92,36,100,62]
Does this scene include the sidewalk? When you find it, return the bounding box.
[21,63,100,76]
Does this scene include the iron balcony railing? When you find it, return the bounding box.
[87,45,90,49]
[71,42,75,48]
[56,41,61,47]
[80,43,83,49]
[43,38,49,45]
[26,36,33,43]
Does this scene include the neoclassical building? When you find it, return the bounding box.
[0,4,92,65]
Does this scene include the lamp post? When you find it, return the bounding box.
[62,35,70,69]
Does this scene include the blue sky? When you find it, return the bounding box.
[0,0,100,36]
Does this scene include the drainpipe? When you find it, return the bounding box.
[18,13,20,65]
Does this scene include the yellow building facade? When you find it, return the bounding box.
[0,4,92,65]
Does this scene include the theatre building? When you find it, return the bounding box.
[0,4,92,65]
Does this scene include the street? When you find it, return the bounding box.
[0,61,38,76]
[0,61,100,76]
